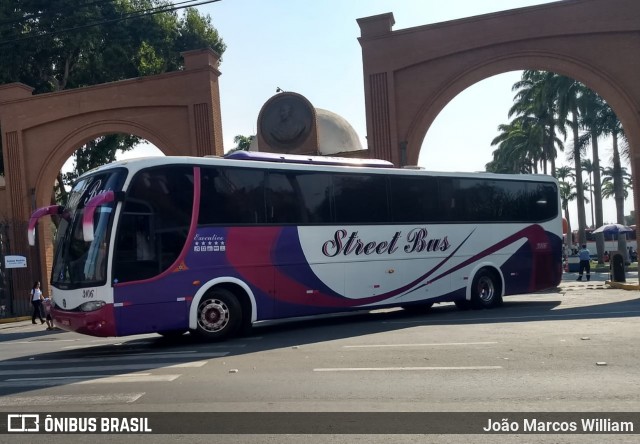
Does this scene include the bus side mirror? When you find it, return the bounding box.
[28,205,64,246]
[82,191,119,242]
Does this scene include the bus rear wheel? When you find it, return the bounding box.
[193,288,242,341]
[471,269,502,309]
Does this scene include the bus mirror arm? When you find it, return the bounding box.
[82,191,122,242]
[28,205,64,246]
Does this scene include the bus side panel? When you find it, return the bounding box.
[500,230,562,295]
[113,275,193,336]
[274,263,345,318]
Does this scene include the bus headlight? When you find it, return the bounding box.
[79,300,106,312]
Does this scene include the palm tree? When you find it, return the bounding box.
[578,89,613,261]
[228,135,254,154]
[598,104,628,223]
[581,158,596,228]
[556,165,576,247]
[553,75,588,245]
[602,163,633,260]
[509,70,565,176]
[559,181,577,247]
[487,120,539,173]
[602,166,632,200]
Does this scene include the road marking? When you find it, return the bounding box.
[386,309,640,324]
[343,342,498,348]
[0,374,180,387]
[166,360,208,368]
[0,393,145,406]
[75,374,181,384]
[11,339,78,344]
[0,361,208,376]
[62,344,116,350]
[0,353,227,366]
[313,366,503,372]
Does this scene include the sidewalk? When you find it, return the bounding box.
[562,270,640,290]
[0,316,39,330]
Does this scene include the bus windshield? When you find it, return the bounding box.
[51,168,126,289]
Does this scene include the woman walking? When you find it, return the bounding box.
[31,281,44,324]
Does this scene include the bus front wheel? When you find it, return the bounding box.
[471,269,502,309]
[193,288,242,341]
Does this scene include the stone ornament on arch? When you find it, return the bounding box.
[258,92,317,153]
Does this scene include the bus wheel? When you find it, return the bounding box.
[471,269,502,309]
[194,288,242,341]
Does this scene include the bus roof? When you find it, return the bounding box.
[223,151,395,168]
[86,154,558,184]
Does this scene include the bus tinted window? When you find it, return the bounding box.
[333,174,388,223]
[267,172,303,224]
[114,166,194,283]
[199,167,266,225]
[449,178,557,222]
[266,171,332,224]
[296,172,332,223]
[389,176,440,223]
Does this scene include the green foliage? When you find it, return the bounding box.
[0,0,226,183]
[227,135,255,154]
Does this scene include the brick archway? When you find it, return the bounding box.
[0,48,224,310]
[357,0,640,244]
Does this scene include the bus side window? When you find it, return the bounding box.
[389,176,439,223]
[114,166,194,283]
[333,174,388,224]
[266,172,305,224]
[199,167,265,225]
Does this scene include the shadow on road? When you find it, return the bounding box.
[0,288,639,398]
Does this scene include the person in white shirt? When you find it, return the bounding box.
[30,281,45,324]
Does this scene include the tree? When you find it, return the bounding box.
[601,166,632,200]
[487,120,538,173]
[553,75,588,245]
[556,165,576,247]
[0,0,226,184]
[509,70,565,176]
[227,135,255,154]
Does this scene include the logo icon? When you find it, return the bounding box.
[7,414,40,432]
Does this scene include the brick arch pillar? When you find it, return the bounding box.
[358,0,640,239]
[0,48,224,312]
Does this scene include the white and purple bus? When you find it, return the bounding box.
[28,152,562,341]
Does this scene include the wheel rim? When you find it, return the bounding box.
[477,276,495,303]
[197,298,230,333]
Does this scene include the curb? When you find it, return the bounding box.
[606,281,640,290]
[0,316,30,325]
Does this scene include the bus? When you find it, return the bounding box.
[567,228,637,254]
[28,152,563,341]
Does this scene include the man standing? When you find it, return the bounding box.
[577,244,591,281]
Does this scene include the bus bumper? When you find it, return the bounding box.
[51,304,117,337]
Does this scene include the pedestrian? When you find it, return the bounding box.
[30,281,45,324]
[577,244,591,281]
[41,293,54,330]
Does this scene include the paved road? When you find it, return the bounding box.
[0,275,639,444]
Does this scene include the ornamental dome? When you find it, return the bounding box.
[249,107,363,154]
[315,108,363,154]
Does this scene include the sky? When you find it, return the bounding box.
[120,0,634,229]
